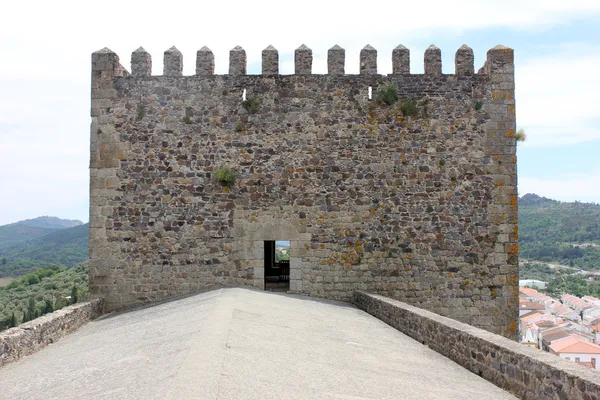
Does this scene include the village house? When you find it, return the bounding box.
[550,336,600,370]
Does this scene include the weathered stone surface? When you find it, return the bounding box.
[424,44,442,75]
[327,45,345,75]
[164,46,183,77]
[0,289,517,399]
[196,46,214,75]
[131,47,151,77]
[360,44,377,74]
[89,46,518,338]
[262,45,278,75]
[294,44,312,74]
[354,291,600,400]
[0,299,103,368]
[455,44,474,76]
[229,46,246,75]
[392,44,410,74]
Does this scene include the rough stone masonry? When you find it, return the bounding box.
[89,43,518,338]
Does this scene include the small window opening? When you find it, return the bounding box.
[368,86,372,100]
[264,240,290,292]
[242,88,247,101]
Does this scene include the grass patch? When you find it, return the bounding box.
[242,98,260,114]
[375,84,399,106]
[399,99,419,117]
[136,104,145,121]
[215,167,238,188]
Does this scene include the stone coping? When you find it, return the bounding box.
[353,291,600,400]
[0,299,103,368]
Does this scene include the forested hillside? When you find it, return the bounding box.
[519,194,600,269]
[0,263,88,330]
[0,223,88,277]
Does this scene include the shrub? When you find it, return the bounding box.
[474,102,483,111]
[215,167,238,188]
[375,84,399,106]
[399,100,419,117]
[516,128,526,142]
[242,98,260,114]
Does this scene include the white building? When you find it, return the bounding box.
[519,279,547,289]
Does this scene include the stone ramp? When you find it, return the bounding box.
[0,288,515,399]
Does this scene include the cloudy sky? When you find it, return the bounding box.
[1,0,599,225]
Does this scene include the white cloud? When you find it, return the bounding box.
[516,43,600,147]
[519,171,600,204]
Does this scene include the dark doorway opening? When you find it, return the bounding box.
[264,240,290,291]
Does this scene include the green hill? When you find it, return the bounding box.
[519,193,600,269]
[0,263,88,330]
[0,224,89,277]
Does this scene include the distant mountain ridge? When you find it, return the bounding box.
[518,193,558,207]
[0,217,88,277]
[14,216,83,229]
[0,216,84,250]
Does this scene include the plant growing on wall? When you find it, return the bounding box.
[516,128,526,142]
[215,167,238,188]
[375,84,399,106]
[242,98,260,114]
[399,99,419,117]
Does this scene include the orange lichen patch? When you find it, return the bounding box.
[295,169,305,173]
[334,89,342,95]
[407,254,413,260]
[447,272,453,277]
[320,260,327,265]
[513,226,518,234]
[436,233,444,240]
[319,244,325,249]
[495,180,505,187]
[492,91,514,101]
[223,245,232,251]
[505,129,515,137]
[508,105,515,115]
[507,243,519,254]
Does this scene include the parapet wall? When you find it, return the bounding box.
[353,291,600,400]
[89,43,518,337]
[0,299,103,368]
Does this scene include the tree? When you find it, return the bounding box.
[71,286,78,304]
[10,312,16,328]
[1,258,6,265]
[43,299,53,315]
[27,297,36,321]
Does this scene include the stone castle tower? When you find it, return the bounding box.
[89,43,518,337]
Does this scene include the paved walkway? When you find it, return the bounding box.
[0,288,515,399]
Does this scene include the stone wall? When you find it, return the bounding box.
[0,299,103,368]
[89,44,518,337]
[353,291,600,400]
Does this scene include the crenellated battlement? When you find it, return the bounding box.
[93,44,513,77]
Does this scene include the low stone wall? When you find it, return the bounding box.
[0,299,103,368]
[353,291,600,400]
